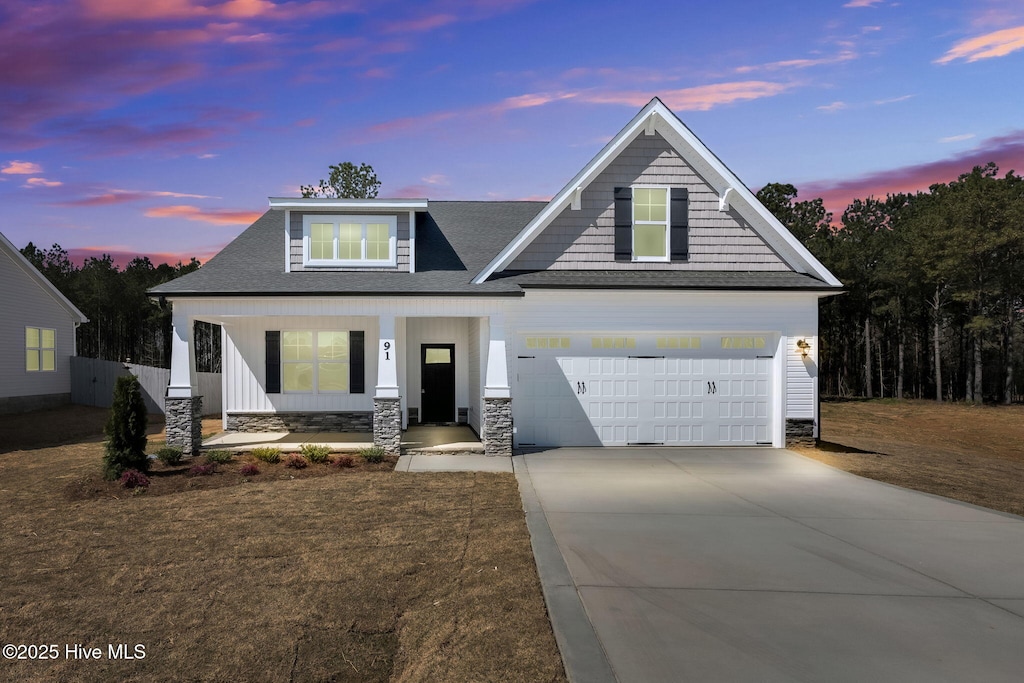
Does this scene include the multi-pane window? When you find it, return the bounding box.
[303,215,396,266]
[282,331,349,392]
[26,327,55,372]
[632,187,669,260]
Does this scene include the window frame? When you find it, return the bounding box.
[26,326,56,373]
[631,185,671,262]
[302,214,398,268]
[280,330,351,394]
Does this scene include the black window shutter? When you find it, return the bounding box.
[613,187,632,261]
[265,331,281,394]
[670,188,689,261]
[350,331,365,394]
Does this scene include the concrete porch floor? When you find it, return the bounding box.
[202,424,482,453]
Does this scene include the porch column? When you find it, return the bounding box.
[165,308,202,455]
[374,314,402,455]
[483,315,512,457]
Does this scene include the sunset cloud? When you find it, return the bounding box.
[735,51,856,73]
[843,0,884,7]
[58,188,217,207]
[936,25,1024,63]
[817,101,848,112]
[145,204,263,225]
[24,177,63,187]
[798,129,1024,216]
[2,160,44,174]
[939,133,975,143]
[382,13,458,34]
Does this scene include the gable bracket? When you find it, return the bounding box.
[719,187,736,212]
[571,186,583,211]
[644,113,657,136]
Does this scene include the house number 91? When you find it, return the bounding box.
[383,341,391,360]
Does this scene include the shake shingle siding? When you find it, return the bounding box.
[289,210,410,272]
[508,132,789,271]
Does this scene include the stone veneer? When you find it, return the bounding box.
[373,398,402,456]
[785,418,815,447]
[226,411,372,433]
[166,395,203,455]
[482,397,513,457]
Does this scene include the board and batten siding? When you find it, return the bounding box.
[467,317,482,432]
[289,211,410,272]
[222,315,379,414]
[0,247,78,400]
[507,290,820,446]
[509,132,788,272]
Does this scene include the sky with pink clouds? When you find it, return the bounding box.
[2,0,1024,267]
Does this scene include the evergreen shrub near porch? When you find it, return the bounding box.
[102,375,149,480]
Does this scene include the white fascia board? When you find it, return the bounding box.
[472,100,662,284]
[269,197,427,210]
[0,230,89,323]
[473,97,841,288]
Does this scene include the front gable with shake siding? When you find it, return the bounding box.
[150,97,841,456]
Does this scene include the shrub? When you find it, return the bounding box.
[359,445,386,464]
[283,453,308,470]
[300,443,332,464]
[102,375,149,480]
[188,463,217,477]
[156,446,184,466]
[333,455,355,468]
[205,449,234,465]
[251,447,281,463]
[239,463,260,476]
[119,469,150,489]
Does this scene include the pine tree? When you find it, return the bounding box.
[103,375,149,479]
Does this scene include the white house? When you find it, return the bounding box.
[150,98,841,455]
[0,231,88,414]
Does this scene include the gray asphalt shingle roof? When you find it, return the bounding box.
[149,200,838,297]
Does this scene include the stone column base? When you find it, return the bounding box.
[483,397,513,457]
[373,397,402,456]
[785,418,815,447]
[166,396,203,455]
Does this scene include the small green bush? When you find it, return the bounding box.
[358,445,386,464]
[251,447,281,463]
[300,443,332,463]
[284,453,308,469]
[156,446,184,466]
[103,375,149,480]
[205,450,234,465]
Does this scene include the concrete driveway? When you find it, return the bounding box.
[517,447,1024,683]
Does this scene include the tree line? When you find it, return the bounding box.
[758,162,1024,403]
[19,244,220,371]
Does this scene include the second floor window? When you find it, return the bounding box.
[304,215,397,267]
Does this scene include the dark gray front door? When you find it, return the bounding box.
[421,344,455,423]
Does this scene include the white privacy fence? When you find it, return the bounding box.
[71,357,221,415]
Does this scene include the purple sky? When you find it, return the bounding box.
[2,0,1024,267]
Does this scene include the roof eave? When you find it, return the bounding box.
[268,198,428,210]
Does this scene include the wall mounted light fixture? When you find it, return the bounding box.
[796,339,811,358]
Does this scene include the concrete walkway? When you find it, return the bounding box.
[519,447,1024,683]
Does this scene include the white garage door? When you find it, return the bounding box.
[514,336,772,447]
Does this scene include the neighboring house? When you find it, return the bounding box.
[0,231,88,414]
[150,98,841,455]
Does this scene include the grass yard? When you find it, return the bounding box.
[794,399,1024,517]
[0,406,567,682]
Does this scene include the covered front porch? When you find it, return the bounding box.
[163,297,515,457]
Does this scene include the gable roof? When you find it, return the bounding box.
[473,97,841,288]
[149,202,545,297]
[0,231,88,323]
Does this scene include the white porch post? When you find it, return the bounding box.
[374,314,402,455]
[482,315,512,456]
[165,307,202,454]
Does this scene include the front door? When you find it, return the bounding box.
[421,344,455,423]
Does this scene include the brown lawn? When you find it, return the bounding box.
[0,406,567,682]
[793,399,1024,517]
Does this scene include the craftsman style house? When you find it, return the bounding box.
[150,98,841,455]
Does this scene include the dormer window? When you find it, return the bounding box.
[303,215,397,267]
